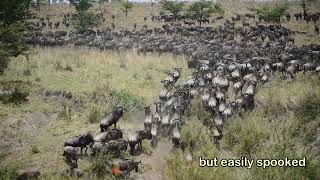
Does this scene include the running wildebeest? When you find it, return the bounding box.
[93,128,123,142]
[128,130,152,155]
[112,159,141,176]
[100,107,124,132]
[64,132,94,154]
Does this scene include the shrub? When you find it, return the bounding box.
[110,90,145,111]
[72,11,101,30]
[295,92,320,123]
[87,103,101,124]
[222,112,270,159]
[31,145,40,154]
[184,98,211,124]
[0,81,29,104]
[0,167,18,180]
[255,3,288,23]
[89,153,115,179]
[59,102,72,120]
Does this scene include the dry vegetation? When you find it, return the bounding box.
[1,0,320,179]
[0,47,189,178]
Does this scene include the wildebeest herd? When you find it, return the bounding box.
[23,9,320,178]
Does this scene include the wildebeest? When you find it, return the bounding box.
[144,106,152,131]
[64,132,94,154]
[128,130,152,155]
[17,171,41,180]
[112,159,141,176]
[91,139,127,156]
[100,107,124,132]
[93,128,123,143]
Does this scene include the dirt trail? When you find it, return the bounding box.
[135,139,173,180]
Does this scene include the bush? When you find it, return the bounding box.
[262,89,286,118]
[0,81,29,104]
[58,102,72,120]
[0,167,18,180]
[295,92,320,123]
[255,3,288,23]
[87,103,101,124]
[184,98,211,123]
[89,153,115,179]
[70,0,94,12]
[110,89,145,111]
[31,145,40,154]
[73,11,101,30]
[222,112,270,159]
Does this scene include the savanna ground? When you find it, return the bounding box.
[1,0,320,179]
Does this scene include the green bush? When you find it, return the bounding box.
[31,145,40,154]
[73,11,101,30]
[295,92,320,123]
[89,153,115,179]
[255,3,288,23]
[0,81,30,104]
[110,89,145,111]
[0,167,18,180]
[222,112,269,159]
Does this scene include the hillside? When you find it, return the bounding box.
[1,0,320,180]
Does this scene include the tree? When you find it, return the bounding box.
[255,4,288,24]
[70,0,94,12]
[70,0,101,30]
[187,0,223,27]
[0,0,31,74]
[300,0,315,17]
[121,0,134,19]
[160,0,185,21]
[73,11,101,30]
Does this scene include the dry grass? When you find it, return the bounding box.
[1,0,320,178]
[0,47,189,176]
[2,47,189,103]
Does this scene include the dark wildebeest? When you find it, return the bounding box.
[112,159,141,176]
[128,130,152,155]
[17,171,40,180]
[100,107,124,132]
[91,139,127,156]
[93,128,123,143]
[64,133,94,154]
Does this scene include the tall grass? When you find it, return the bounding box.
[167,74,320,180]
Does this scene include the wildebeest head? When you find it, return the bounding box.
[138,130,152,140]
[144,105,151,115]
[84,133,94,144]
[114,106,124,115]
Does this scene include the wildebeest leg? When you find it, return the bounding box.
[114,123,117,129]
[80,147,83,155]
[85,147,88,154]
